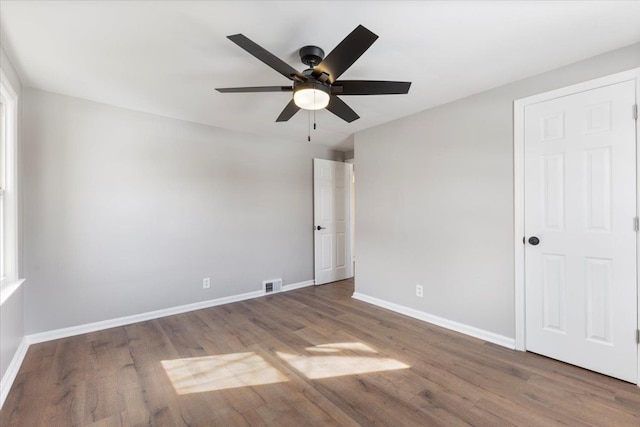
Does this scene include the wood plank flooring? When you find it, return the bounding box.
[2,278,640,426]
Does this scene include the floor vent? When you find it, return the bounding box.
[263,278,283,294]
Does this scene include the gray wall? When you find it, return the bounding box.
[23,89,342,334]
[0,44,24,382]
[0,285,24,381]
[354,43,640,339]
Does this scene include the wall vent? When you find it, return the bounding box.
[263,278,283,294]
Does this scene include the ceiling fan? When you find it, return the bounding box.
[215,25,411,123]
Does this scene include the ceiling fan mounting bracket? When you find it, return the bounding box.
[299,45,325,68]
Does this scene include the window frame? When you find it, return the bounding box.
[0,68,19,288]
[1,98,5,281]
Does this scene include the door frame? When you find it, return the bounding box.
[313,159,354,285]
[513,68,640,384]
[345,158,355,273]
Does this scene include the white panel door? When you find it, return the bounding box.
[314,159,352,285]
[524,80,637,382]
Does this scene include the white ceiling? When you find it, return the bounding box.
[1,1,640,150]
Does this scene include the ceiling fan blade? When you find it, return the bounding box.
[216,86,293,93]
[313,25,378,84]
[276,99,301,122]
[326,96,359,123]
[227,34,306,82]
[331,80,411,95]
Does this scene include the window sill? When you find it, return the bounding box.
[0,278,25,306]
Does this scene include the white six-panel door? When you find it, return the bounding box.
[314,159,352,285]
[524,80,637,382]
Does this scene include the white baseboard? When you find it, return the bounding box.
[352,292,515,349]
[0,278,312,408]
[27,290,264,344]
[26,279,314,345]
[282,279,314,291]
[0,336,28,409]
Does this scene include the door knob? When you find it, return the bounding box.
[528,236,540,246]
[316,225,326,231]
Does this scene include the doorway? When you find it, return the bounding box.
[313,158,353,285]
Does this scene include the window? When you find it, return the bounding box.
[0,99,5,280]
[0,69,19,288]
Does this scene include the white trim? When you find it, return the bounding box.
[0,69,20,285]
[513,67,640,385]
[26,290,264,344]
[0,336,28,409]
[352,292,515,349]
[282,279,314,291]
[313,159,354,285]
[513,88,527,352]
[516,69,640,107]
[26,279,316,344]
[637,72,640,390]
[0,279,315,406]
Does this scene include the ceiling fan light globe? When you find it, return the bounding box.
[293,86,330,110]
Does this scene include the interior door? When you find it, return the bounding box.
[314,159,352,285]
[524,80,637,382]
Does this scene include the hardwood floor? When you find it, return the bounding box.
[2,278,640,426]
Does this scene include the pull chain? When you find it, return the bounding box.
[306,86,319,142]
[313,87,317,131]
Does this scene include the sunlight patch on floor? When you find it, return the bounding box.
[305,342,378,354]
[162,352,288,394]
[162,342,409,394]
[276,342,410,379]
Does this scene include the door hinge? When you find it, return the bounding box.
[635,217,639,232]
[636,329,640,344]
[634,104,638,120]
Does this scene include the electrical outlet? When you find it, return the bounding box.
[416,284,423,298]
[203,277,211,289]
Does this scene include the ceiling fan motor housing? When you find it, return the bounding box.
[293,80,330,94]
[299,45,325,68]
